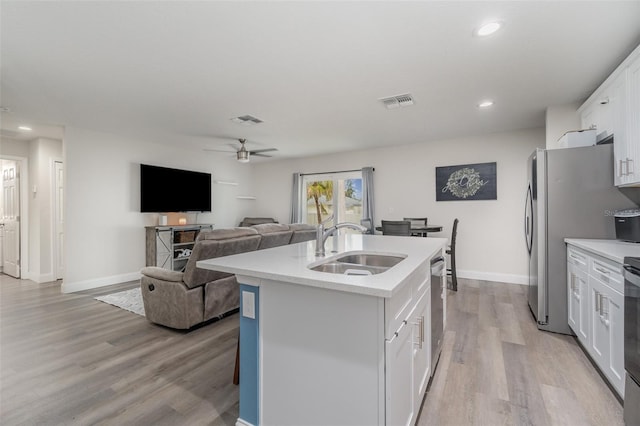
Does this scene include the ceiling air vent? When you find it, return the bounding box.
[379,93,414,109]
[231,115,264,125]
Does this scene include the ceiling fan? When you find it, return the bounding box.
[205,138,277,163]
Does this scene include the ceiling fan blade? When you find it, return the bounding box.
[252,153,273,157]
[204,148,235,153]
[249,148,278,154]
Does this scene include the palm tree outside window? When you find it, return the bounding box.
[301,171,363,231]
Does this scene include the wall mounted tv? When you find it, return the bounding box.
[140,164,212,213]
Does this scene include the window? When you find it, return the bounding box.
[302,171,363,231]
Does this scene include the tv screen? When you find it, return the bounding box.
[140,164,212,212]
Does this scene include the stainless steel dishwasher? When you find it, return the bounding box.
[431,256,445,373]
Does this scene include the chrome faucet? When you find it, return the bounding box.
[315,221,368,256]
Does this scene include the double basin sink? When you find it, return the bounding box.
[309,252,406,276]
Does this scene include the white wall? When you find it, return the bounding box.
[28,138,63,282]
[252,127,544,284]
[1,137,30,157]
[63,127,255,292]
[545,103,581,149]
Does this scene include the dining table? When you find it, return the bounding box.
[375,224,443,236]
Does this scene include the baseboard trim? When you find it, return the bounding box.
[62,271,142,293]
[457,269,528,285]
[236,419,254,426]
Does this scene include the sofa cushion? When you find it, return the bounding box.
[288,223,317,244]
[239,217,277,227]
[252,223,293,249]
[197,227,259,241]
[183,228,262,289]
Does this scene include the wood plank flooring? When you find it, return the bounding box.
[418,279,623,426]
[1,275,623,425]
[0,275,239,425]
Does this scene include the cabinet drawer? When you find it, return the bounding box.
[567,247,589,272]
[386,281,413,340]
[385,262,430,340]
[590,257,623,294]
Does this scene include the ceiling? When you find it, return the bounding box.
[2,1,640,160]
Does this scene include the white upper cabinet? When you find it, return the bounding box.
[625,55,640,185]
[579,44,640,187]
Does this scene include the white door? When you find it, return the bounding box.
[2,161,20,278]
[54,161,64,279]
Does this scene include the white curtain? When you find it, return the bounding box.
[289,172,302,223]
[361,167,375,234]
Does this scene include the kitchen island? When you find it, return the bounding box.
[198,233,447,426]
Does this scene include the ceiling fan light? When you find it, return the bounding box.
[237,150,250,163]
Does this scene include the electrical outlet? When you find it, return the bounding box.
[242,291,255,319]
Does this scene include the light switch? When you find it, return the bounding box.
[242,291,255,319]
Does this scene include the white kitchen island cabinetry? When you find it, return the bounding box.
[565,239,640,399]
[198,234,446,426]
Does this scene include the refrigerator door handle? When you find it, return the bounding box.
[524,184,533,254]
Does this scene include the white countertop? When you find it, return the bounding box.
[197,234,447,298]
[564,238,640,264]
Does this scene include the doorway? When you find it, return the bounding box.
[1,159,21,278]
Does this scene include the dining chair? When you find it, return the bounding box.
[446,218,459,291]
[403,217,428,237]
[381,220,411,236]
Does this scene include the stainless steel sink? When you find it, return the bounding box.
[308,252,406,275]
[335,253,405,268]
[309,262,387,275]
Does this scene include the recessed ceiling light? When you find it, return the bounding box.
[475,21,503,37]
[478,100,494,108]
[18,126,32,131]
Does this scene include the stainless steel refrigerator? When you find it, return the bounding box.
[524,144,636,334]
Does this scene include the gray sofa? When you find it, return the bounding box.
[238,217,278,227]
[140,223,316,329]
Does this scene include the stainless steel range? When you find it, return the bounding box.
[625,257,640,424]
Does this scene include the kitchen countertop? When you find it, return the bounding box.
[197,234,447,298]
[564,238,640,264]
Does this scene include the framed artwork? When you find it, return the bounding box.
[436,162,497,201]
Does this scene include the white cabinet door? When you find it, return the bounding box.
[385,322,415,426]
[568,262,579,332]
[625,56,640,186]
[412,289,431,407]
[604,285,625,397]
[589,276,609,369]
[568,262,589,347]
[578,270,590,347]
[611,69,629,186]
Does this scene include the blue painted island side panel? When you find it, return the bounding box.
[239,284,259,425]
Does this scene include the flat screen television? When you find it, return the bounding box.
[140,164,212,212]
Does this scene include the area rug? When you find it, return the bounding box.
[95,287,145,317]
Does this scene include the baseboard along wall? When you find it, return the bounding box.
[62,271,142,293]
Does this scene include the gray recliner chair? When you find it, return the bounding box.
[140,228,261,329]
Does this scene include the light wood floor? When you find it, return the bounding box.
[1,275,623,425]
[419,279,623,426]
